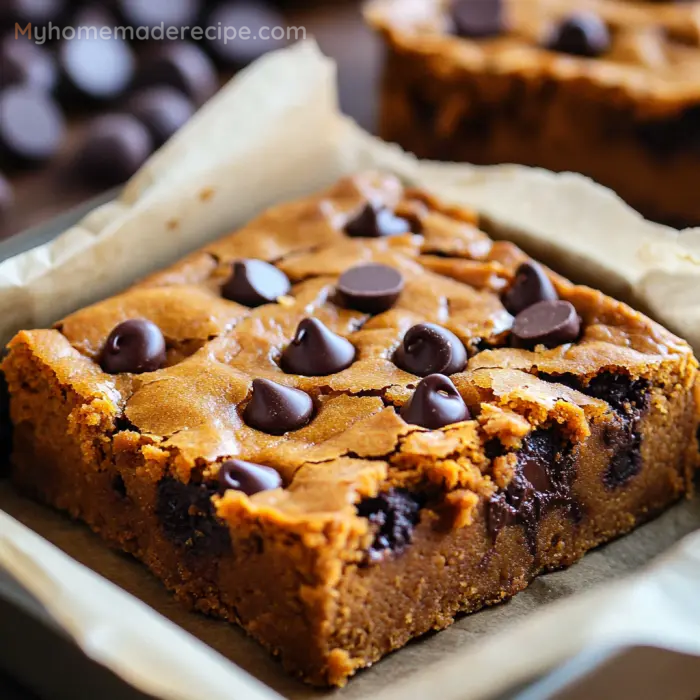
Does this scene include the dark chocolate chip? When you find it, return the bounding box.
[400,373,470,429]
[100,319,166,374]
[344,202,411,238]
[221,259,291,307]
[394,323,467,377]
[0,172,14,216]
[0,36,58,92]
[217,459,282,496]
[0,86,65,165]
[74,114,153,186]
[126,86,194,147]
[502,261,558,316]
[337,263,404,314]
[546,13,611,58]
[451,0,505,39]
[115,0,201,29]
[281,318,356,377]
[512,300,580,349]
[134,42,218,107]
[243,378,313,435]
[356,488,423,562]
[0,0,66,25]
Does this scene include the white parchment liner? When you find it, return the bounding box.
[0,41,698,700]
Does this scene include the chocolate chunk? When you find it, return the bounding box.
[115,0,201,29]
[218,459,282,496]
[74,114,153,185]
[221,259,291,308]
[512,300,581,349]
[126,87,194,147]
[546,13,611,58]
[135,42,218,107]
[0,172,14,216]
[0,0,66,25]
[502,261,558,316]
[356,488,423,562]
[394,323,467,377]
[400,374,470,429]
[451,0,505,39]
[281,318,356,377]
[100,319,166,374]
[0,86,65,165]
[243,378,313,435]
[1,36,58,92]
[205,2,287,68]
[337,263,404,314]
[344,203,411,238]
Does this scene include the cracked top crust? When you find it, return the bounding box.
[367,0,700,109]
[4,172,698,531]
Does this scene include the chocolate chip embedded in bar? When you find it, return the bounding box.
[2,172,698,687]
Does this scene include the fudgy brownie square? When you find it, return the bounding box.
[3,173,699,685]
[367,0,700,225]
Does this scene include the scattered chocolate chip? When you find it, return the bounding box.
[243,378,313,435]
[126,86,194,147]
[337,263,404,314]
[0,36,58,92]
[357,488,423,562]
[0,0,66,25]
[100,319,166,374]
[0,172,14,216]
[0,86,65,165]
[394,323,467,377]
[115,0,201,29]
[512,300,581,349]
[546,13,611,58]
[221,259,291,307]
[74,114,153,185]
[502,261,558,316]
[451,0,505,39]
[217,459,282,496]
[134,42,218,107]
[281,318,355,377]
[400,373,470,429]
[344,202,411,238]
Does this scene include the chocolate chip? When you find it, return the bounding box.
[512,300,581,349]
[1,36,58,92]
[503,261,558,316]
[400,373,470,429]
[243,378,313,435]
[356,488,423,562]
[603,418,643,488]
[337,263,404,314]
[0,172,14,216]
[126,87,194,147]
[115,0,201,29]
[451,0,505,39]
[0,86,65,165]
[546,13,611,58]
[394,323,467,377]
[134,42,218,107]
[221,259,291,308]
[100,319,166,374]
[281,318,355,377]
[344,203,411,238]
[217,459,282,496]
[74,114,153,186]
[585,372,650,415]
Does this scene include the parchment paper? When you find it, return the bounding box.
[0,41,699,700]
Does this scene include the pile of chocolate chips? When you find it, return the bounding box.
[0,0,289,215]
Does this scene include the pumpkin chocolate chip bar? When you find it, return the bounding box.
[3,172,699,686]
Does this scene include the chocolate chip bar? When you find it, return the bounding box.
[3,173,699,686]
[367,0,700,225]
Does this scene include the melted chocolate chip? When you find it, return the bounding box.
[401,374,470,429]
[218,459,282,496]
[451,0,505,38]
[222,259,291,308]
[281,318,355,377]
[603,417,643,488]
[243,378,313,435]
[344,203,411,238]
[546,13,611,58]
[584,372,650,415]
[394,323,467,377]
[337,263,404,314]
[512,300,581,349]
[156,477,230,556]
[100,319,166,375]
[357,488,423,562]
[502,261,558,316]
